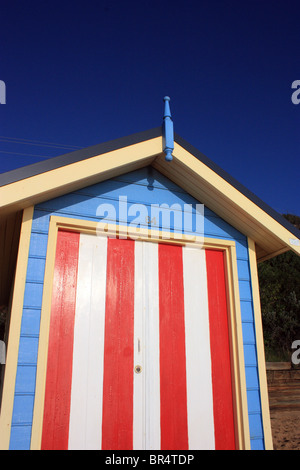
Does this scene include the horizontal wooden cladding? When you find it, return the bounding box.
[0,138,163,217]
[153,146,295,259]
[0,211,22,306]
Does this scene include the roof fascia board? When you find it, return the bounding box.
[0,135,163,216]
[0,127,162,188]
[174,133,300,242]
[153,141,300,257]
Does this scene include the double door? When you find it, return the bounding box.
[41,230,236,449]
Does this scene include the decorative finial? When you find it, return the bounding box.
[163,96,174,161]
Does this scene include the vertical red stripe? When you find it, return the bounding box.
[101,238,135,450]
[158,244,188,450]
[205,249,236,450]
[41,230,80,450]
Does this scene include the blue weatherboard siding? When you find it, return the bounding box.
[9,166,264,450]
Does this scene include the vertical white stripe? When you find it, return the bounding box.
[133,240,145,450]
[68,234,107,450]
[133,240,160,450]
[144,241,160,450]
[183,246,215,450]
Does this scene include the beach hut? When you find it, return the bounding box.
[0,98,299,450]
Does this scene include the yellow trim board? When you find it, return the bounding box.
[0,206,34,450]
[0,137,163,217]
[31,216,250,450]
[248,238,273,450]
[153,144,300,259]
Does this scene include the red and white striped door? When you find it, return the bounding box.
[41,230,236,450]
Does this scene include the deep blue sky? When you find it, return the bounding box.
[0,0,299,215]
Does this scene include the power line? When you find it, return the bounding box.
[0,135,81,148]
[0,136,81,150]
[0,150,52,159]
[0,138,80,151]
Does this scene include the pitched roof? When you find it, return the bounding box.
[0,126,299,261]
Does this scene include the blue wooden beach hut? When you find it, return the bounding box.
[0,98,299,450]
